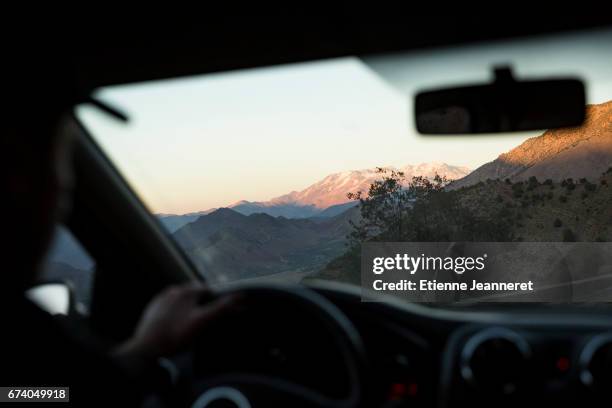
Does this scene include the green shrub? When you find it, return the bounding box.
[527,176,538,190]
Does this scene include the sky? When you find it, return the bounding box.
[78,28,612,215]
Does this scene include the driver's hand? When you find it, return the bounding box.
[112,284,238,373]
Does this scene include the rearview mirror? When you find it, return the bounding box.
[415,67,586,134]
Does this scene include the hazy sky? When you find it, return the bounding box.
[78,28,612,215]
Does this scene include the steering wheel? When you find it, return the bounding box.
[167,284,368,408]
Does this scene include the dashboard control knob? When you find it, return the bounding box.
[460,328,531,394]
[579,333,612,389]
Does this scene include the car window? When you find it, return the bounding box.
[76,28,612,302]
[39,226,95,312]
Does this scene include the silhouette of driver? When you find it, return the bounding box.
[0,91,236,406]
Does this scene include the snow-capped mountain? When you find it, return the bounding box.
[230,163,470,218]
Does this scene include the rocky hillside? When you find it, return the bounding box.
[459,171,612,243]
[452,101,612,189]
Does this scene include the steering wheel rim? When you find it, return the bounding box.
[181,283,368,408]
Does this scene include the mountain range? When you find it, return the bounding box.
[173,206,359,282]
[159,210,216,232]
[158,162,469,282]
[231,162,470,218]
[158,162,469,231]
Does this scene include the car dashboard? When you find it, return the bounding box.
[312,283,612,407]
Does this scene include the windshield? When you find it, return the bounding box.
[76,28,612,303]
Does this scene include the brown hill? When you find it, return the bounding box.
[452,101,612,189]
[312,169,612,286]
[173,207,358,282]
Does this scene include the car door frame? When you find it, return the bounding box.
[64,114,201,342]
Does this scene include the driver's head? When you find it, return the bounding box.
[1,104,75,291]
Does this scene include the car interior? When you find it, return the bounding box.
[11,17,612,408]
